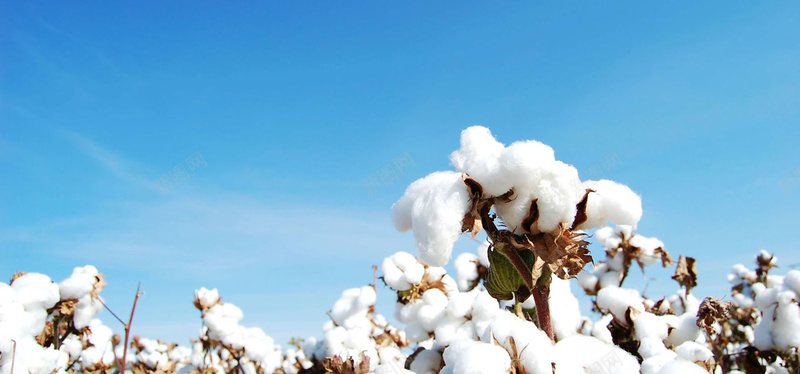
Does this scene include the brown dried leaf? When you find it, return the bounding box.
[323,352,371,374]
[53,299,78,316]
[91,274,107,299]
[36,321,53,346]
[755,251,777,282]
[530,230,592,279]
[462,174,484,200]
[696,297,733,335]
[10,271,27,284]
[521,199,540,234]
[461,175,486,238]
[655,247,674,268]
[570,189,593,230]
[672,256,697,292]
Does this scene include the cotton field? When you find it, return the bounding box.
[2,127,798,374]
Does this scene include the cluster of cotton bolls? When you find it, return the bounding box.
[576,225,669,294]
[391,126,643,268]
[378,244,647,374]
[320,284,410,373]
[190,287,285,373]
[0,265,114,374]
[712,251,800,372]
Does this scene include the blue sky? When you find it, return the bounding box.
[2,1,799,345]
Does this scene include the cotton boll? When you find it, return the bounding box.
[665,311,702,347]
[483,312,554,374]
[81,319,116,367]
[11,272,60,312]
[498,139,556,188]
[629,235,665,266]
[194,287,220,310]
[242,327,277,363]
[654,358,709,374]
[204,303,244,342]
[549,277,582,340]
[60,334,83,361]
[395,301,421,325]
[599,270,623,289]
[577,266,601,293]
[784,270,800,295]
[596,286,644,321]
[640,351,678,374]
[471,290,500,317]
[476,241,491,268]
[417,289,449,331]
[530,161,584,233]
[494,161,583,234]
[440,339,512,374]
[381,252,425,291]
[675,341,713,363]
[591,314,614,344]
[405,322,432,343]
[59,265,100,300]
[553,335,640,374]
[447,290,478,319]
[772,296,800,351]
[633,311,670,342]
[449,126,511,196]
[578,180,643,230]
[638,337,670,358]
[330,286,375,329]
[454,253,480,292]
[73,293,104,329]
[409,349,443,374]
[391,171,472,266]
[433,317,465,348]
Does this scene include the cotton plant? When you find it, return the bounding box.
[704,251,800,372]
[379,245,608,373]
[576,225,673,295]
[190,287,285,374]
[0,265,116,374]
[391,126,643,340]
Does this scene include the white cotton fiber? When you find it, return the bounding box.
[409,349,443,374]
[391,171,471,266]
[549,277,582,340]
[674,341,712,363]
[553,335,640,374]
[578,180,643,230]
[203,303,244,343]
[482,312,554,374]
[11,273,60,312]
[596,286,644,321]
[498,139,557,186]
[449,126,512,197]
[440,339,512,374]
[653,358,709,374]
[494,160,584,234]
[454,253,480,292]
[476,241,491,268]
[58,265,99,300]
[381,252,425,291]
[194,287,220,310]
[330,286,376,330]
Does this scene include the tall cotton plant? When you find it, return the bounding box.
[391,126,643,341]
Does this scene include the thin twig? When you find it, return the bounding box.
[98,297,127,326]
[120,282,143,374]
[10,339,16,374]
